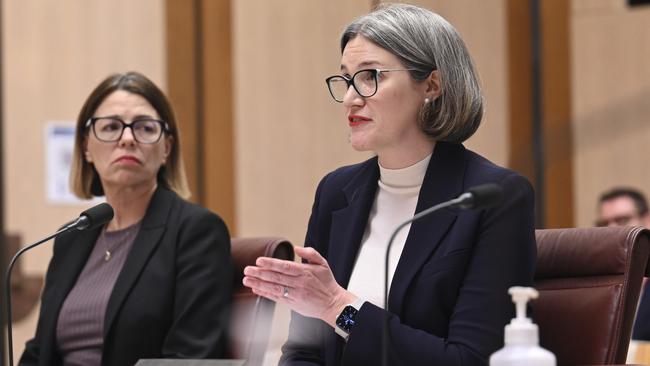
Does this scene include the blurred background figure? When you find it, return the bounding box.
[596,187,650,228]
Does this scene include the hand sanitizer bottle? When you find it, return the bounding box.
[489,286,556,366]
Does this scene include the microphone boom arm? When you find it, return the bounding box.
[4,225,71,366]
[381,196,465,365]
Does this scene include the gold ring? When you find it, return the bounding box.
[282,286,289,298]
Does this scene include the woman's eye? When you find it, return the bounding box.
[134,121,158,133]
[101,121,122,132]
[361,71,375,81]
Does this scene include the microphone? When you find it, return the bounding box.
[63,202,115,231]
[4,203,113,366]
[381,183,504,366]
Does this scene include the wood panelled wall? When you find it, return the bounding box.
[507,0,574,228]
[166,0,235,233]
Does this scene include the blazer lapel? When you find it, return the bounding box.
[329,159,380,288]
[388,142,467,315]
[103,188,171,337]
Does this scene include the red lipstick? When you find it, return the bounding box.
[348,114,372,127]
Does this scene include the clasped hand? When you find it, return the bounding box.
[242,246,357,327]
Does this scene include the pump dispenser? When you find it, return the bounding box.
[489,286,556,366]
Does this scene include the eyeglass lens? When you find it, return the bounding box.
[92,118,164,143]
[327,70,377,102]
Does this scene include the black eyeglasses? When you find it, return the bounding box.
[85,117,170,144]
[325,68,416,103]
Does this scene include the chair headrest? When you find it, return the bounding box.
[535,226,649,279]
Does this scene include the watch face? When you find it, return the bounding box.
[336,305,359,333]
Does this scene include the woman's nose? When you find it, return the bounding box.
[342,84,364,108]
[118,126,137,145]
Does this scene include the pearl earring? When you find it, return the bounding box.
[424,98,431,105]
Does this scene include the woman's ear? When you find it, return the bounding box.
[83,138,92,163]
[163,135,173,164]
[425,70,442,100]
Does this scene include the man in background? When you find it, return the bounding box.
[596,187,650,228]
[597,187,650,340]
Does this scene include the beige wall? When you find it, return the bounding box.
[2,0,166,360]
[571,0,650,227]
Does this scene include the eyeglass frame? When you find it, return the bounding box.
[325,68,419,103]
[85,116,171,144]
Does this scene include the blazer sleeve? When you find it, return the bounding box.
[160,209,233,358]
[340,173,536,365]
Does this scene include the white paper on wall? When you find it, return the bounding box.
[45,122,102,205]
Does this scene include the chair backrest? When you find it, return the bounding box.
[533,227,650,365]
[229,237,294,365]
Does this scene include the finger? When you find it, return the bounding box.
[294,246,327,265]
[244,265,300,287]
[247,279,296,305]
[255,257,306,275]
[243,275,287,298]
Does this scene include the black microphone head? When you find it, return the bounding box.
[462,183,504,210]
[78,202,114,230]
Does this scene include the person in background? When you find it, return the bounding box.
[19,71,232,366]
[242,4,536,365]
[596,187,650,340]
[596,187,650,228]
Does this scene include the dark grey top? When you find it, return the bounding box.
[56,221,142,366]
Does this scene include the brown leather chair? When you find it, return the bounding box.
[229,237,295,366]
[533,227,650,365]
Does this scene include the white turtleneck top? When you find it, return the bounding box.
[346,154,431,309]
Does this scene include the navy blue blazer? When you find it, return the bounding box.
[633,282,650,340]
[280,142,536,366]
[19,187,233,366]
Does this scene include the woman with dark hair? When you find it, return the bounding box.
[243,4,536,365]
[20,71,232,366]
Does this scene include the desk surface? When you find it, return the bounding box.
[135,360,246,366]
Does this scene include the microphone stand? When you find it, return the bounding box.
[2,202,111,366]
[382,195,467,366]
[4,225,75,366]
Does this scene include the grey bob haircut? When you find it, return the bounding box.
[341,3,483,143]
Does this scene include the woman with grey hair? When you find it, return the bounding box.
[243,4,535,365]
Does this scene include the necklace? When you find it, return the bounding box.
[102,225,136,262]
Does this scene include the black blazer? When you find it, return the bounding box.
[280,142,536,366]
[19,187,233,366]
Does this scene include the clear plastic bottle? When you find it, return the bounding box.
[489,286,556,366]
